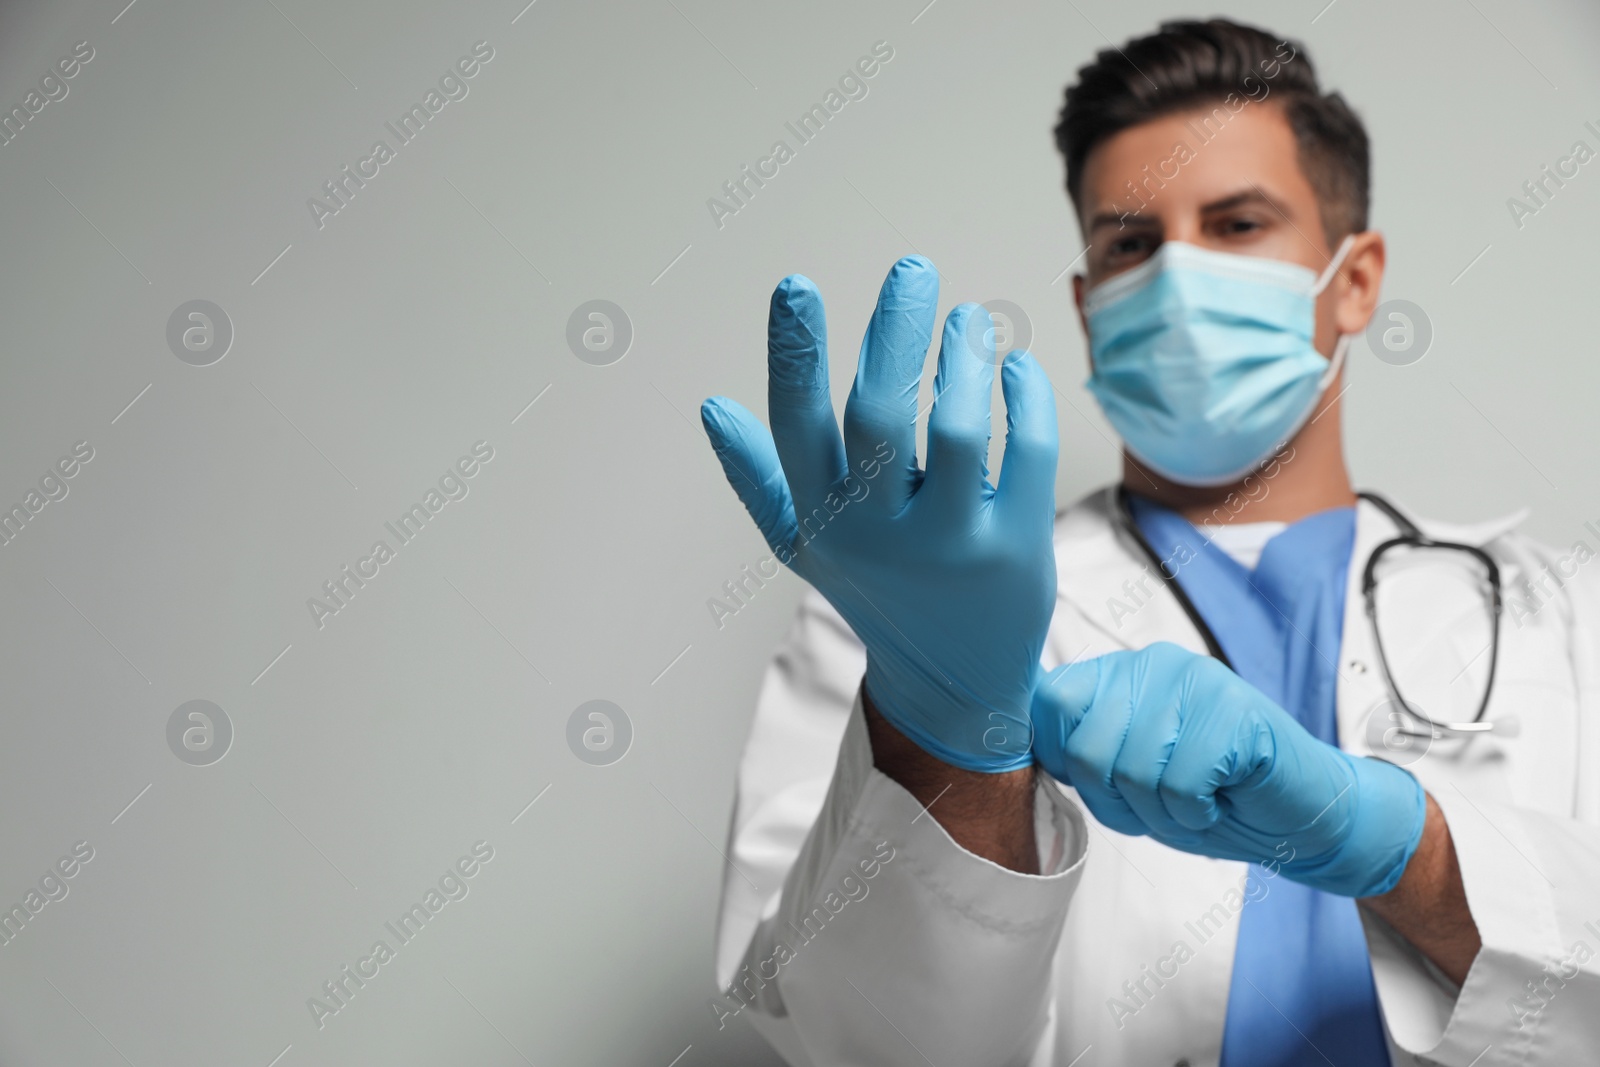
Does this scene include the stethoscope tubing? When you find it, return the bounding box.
[1111,485,1504,739]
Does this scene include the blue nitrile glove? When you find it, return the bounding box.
[700,256,1059,771]
[1030,643,1427,897]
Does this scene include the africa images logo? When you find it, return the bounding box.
[306,841,495,1030]
[305,441,494,630]
[306,41,495,231]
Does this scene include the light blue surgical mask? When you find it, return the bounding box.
[1083,237,1354,487]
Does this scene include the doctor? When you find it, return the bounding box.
[700,18,1600,1067]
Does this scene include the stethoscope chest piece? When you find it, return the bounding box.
[1362,698,1441,765]
[1362,696,1521,765]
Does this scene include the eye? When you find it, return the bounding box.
[1105,232,1157,261]
[1209,212,1273,241]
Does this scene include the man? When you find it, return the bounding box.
[700,18,1600,1067]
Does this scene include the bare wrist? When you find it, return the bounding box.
[862,685,1040,874]
[1360,792,1480,985]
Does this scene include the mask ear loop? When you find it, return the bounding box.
[1318,333,1352,389]
[1313,234,1357,295]
[1312,234,1358,388]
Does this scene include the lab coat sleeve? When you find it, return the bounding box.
[713,589,1088,1067]
[1364,540,1600,1066]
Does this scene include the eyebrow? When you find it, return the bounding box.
[1086,209,1158,235]
[1085,186,1293,236]
[1200,187,1291,218]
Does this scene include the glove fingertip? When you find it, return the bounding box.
[890,253,936,277]
[699,398,799,552]
[878,255,940,307]
[1000,348,1046,388]
[770,275,824,329]
[774,272,818,296]
[700,398,756,491]
[699,395,737,438]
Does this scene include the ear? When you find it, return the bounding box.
[1330,230,1386,337]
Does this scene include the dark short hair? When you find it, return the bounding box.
[1053,18,1369,245]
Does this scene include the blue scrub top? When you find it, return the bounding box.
[1125,493,1391,1067]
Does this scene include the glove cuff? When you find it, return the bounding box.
[1295,754,1427,897]
[862,666,1035,774]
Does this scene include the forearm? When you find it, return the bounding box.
[1360,792,1480,985]
[863,686,1040,874]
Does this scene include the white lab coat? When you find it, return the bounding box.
[712,487,1600,1067]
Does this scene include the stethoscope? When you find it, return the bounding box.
[1113,486,1511,743]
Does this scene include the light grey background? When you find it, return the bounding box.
[0,0,1595,1064]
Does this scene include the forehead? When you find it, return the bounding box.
[1079,100,1318,222]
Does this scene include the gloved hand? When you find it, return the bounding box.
[700,256,1059,771]
[1030,642,1427,897]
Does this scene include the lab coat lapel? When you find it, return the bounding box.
[1052,486,1213,661]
